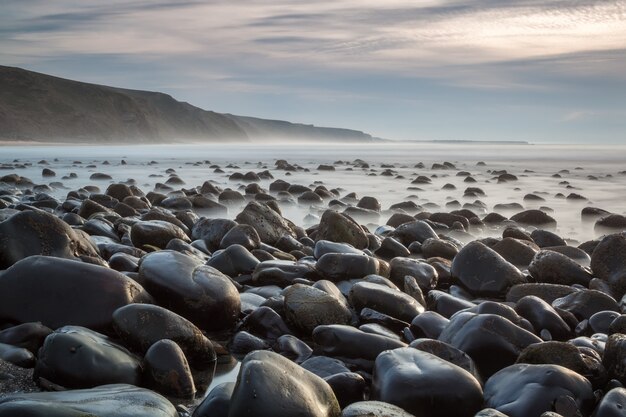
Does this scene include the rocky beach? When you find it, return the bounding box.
[0,143,625,417]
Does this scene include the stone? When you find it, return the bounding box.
[192,382,235,417]
[144,339,195,398]
[0,256,152,333]
[484,364,594,417]
[0,209,100,268]
[316,253,380,281]
[228,350,341,417]
[235,201,296,245]
[391,220,438,245]
[315,210,369,249]
[35,326,142,388]
[112,303,216,370]
[130,220,190,249]
[349,282,424,322]
[591,387,626,417]
[590,233,626,299]
[283,284,353,334]
[0,384,177,417]
[528,250,593,287]
[451,241,525,297]
[138,250,240,331]
[372,347,483,417]
[341,401,416,417]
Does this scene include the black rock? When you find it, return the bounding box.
[528,250,593,287]
[315,210,369,249]
[372,347,483,417]
[283,283,352,334]
[130,220,190,250]
[235,201,296,245]
[451,241,525,297]
[340,401,416,417]
[192,382,235,417]
[349,282,423,322]
[35,326,142,389]
[484,364,594,417]
[144,339,195,398]
[228,350,341,417]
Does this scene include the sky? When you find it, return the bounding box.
[1,0,626,143]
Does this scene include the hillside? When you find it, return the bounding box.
[0,66,376,143]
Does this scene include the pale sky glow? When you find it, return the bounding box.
[2,0,625,143]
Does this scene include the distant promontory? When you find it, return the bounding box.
[0,66,377,144]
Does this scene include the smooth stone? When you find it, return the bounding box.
[284,284,352,334]
[409,338,480,380]
[372,347,483,417]
[0,209,100,268]
[0,384,177,417]
[531,230,566,248]
[507,283,579,304]
[341,401,416,417]
[314,240,366,258]
[313,325,406,370]
[239,306,292,341]
[374,236,411,260]
[421,238,459,260]
[35,326,142,388]
[484,364,594,417]
[589,311,621,334]
[229,331,270,357]
[144,339,195,398]
[139,250,240,331]
[316,253,380,281]
[0,342,35,367]
[591,387,626,417]
[130,220,190,249]
[389,257,438,290]
[229,350,341,417]
[192,382,235,417]
[590,233,626,299]
[427,290,476,318]
[391,220,438,245]
[315,210,369,250]
[192,218,237,251]
[451,241,525,297]
[515,296,572,341]
[510,210,557,228]
[604,334,626,385]
[0,256,152,333]
[301,356,351,378]
[552,290,619,321]
[349,281,424,322]
[324,372,367,408]
[112,303,216,370]
[219,224,261,250]
[0,322,52,355]
[206,244,260,277]
[410,311,449,339]
[528,250,593,287]
[492,237,539,269]
[252,259,319,286]
[439,312,542,379]
[274,334,313,363]
[235,201,296,245]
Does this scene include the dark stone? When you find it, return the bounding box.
[427,290,475,318]
[0,256,152,333]
[531,230,566,248]
[314,240,366,258]
[421,238,459,260]
[372,347,483,417]
[144,339,195,398]
[130,220,190,250]
[484,364,594,417]
[492,237,539,269]
[324,372,367,408]
[192,382,235,417]
[410,311,449,339]
[192,218,237,251]
[515,296,572,341]
[349,282,423,322]
[313,325,406,370]
[239,306,292,342]
[316,253,380,281]
[252,259,319,286]
[507,283,579,304]
[0,384,177,417]
[301,356,351,378]
[206,244,260,276]
[510,210,557,228]
[112,303,216,370]
[138,250,240,331]
[389,257,438,290]
[340,401,416,417]
[410,338,480,380]
[0,209,100,268]
[529,250,593,287]
[604,334,626,385]
[374,237,410,260]
[274,334,313,363]
[451,241,525,297]
[391,220,438,245]
[315,210,369,249]
[0,322,52,355]
[552,290,619,321]
[439,312,542,379]
[35,326,142,388]
[590,233,626,299]
[228,350,341,417]
[0,342,35,367]
[591,387,626,417]
[235,201,296,245]
[284,284,352,334]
